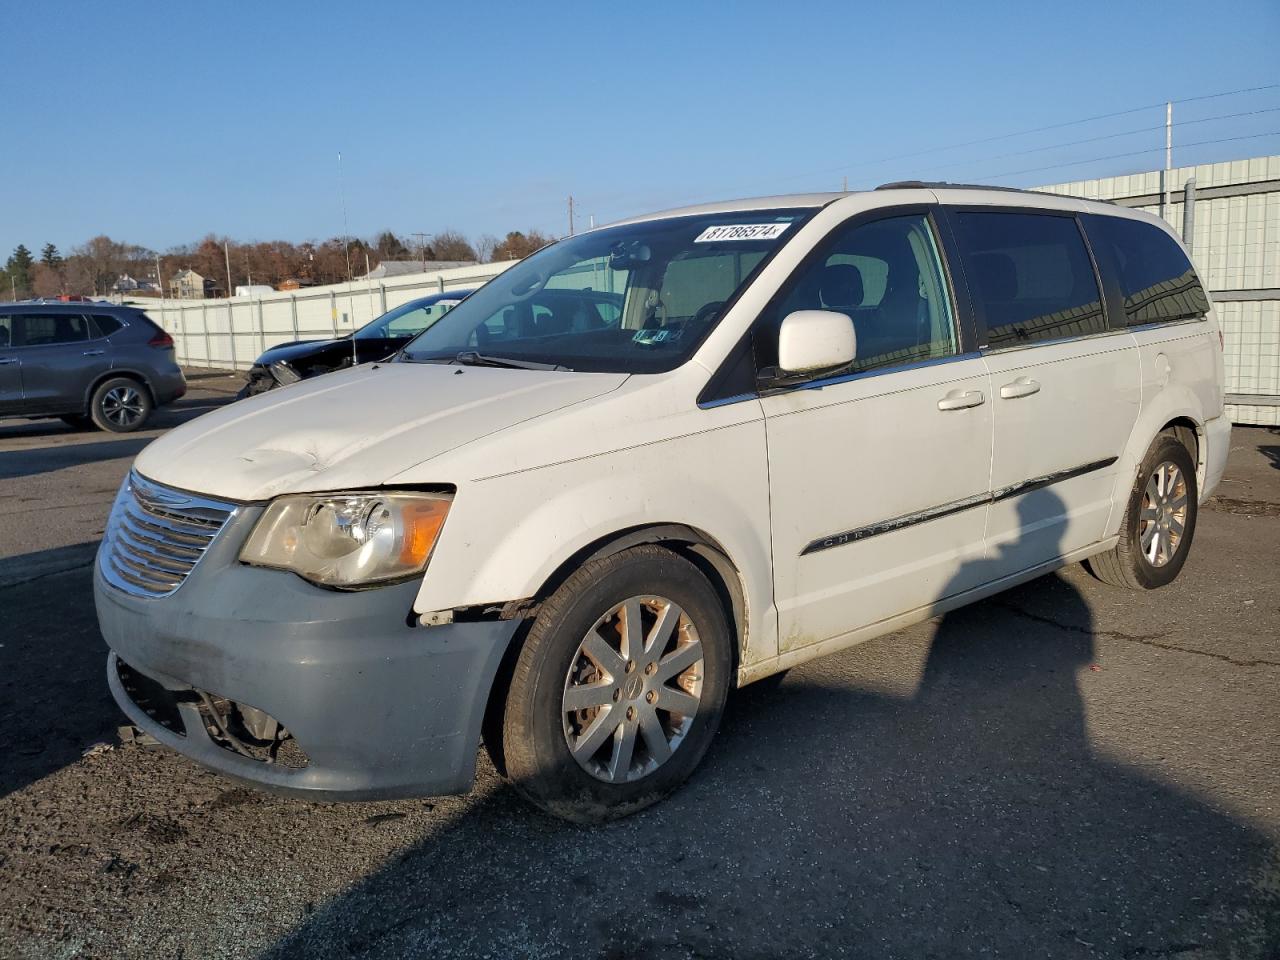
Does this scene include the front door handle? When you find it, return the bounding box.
[937,389,985,411]
[82,349,106,357]
[999,376,1041,400]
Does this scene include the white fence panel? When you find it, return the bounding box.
[128,261,514,372]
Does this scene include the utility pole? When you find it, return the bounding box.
[568,195,575,236]
[224,241,233,298]
[411,232,429,270]
[1182,177,1197,247]
[842,175,848,192]
[1161,100,1173,221]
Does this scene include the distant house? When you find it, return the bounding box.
[168,269,220,300]
[276,277,316,291]
[358,259,476,280]
[112,274,160,295]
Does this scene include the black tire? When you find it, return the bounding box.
[1086,432,1198,590]
[501,544,732,822]
[58,414,93,430]
[236,379,275,401]
[89,377,153,433]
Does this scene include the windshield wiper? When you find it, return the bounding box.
[453,351,570,371]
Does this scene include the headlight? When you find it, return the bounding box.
[270,360,301,385]
[240,491,451,588]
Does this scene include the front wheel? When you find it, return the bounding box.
[500,545,732,822]
[236,378,276,401]
[1086,433,1198,589]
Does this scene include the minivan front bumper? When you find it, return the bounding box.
[94,511,518,801]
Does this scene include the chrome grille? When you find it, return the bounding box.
[100,473,236,598]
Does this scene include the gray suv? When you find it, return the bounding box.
[0,303,186,432]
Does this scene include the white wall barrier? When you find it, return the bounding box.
[128,261,516,372]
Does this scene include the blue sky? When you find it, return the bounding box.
[3,0,1278,256]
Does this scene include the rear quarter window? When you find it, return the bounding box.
[1084,214,1210,325]
[91,314,125,337]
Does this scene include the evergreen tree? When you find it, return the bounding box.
[40,243,62,268]
[6,245,34,296]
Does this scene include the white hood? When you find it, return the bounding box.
[134,362,629,501]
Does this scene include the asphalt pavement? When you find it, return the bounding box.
[0,375,1276,959]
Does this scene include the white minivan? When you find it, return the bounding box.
[95,184,1230,821]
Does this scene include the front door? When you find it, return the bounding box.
[948,208,1139,575]
[758,210,994,651]
[0,315,20,414]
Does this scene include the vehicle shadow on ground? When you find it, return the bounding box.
[0,552,117,799]
[264,491,1279,958]
[0,437,153,480]
[0,398,230,479]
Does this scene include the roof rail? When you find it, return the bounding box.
[875,180,1039,193]
[873,180,1114,203]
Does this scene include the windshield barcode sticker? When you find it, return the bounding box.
[694,223,791,242]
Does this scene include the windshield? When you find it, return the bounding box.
[400,209,813,373]
[355,297,464,341]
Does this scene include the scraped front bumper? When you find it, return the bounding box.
[94,506,518,801]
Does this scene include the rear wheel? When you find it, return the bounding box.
[501,545,732,822]
[90,377,153,433]
[1086,433,1198,589]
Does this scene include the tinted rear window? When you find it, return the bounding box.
[17,313,92,346]
[1085,214,1209,325]
[953,211,1107,349]
[91,314,125,337]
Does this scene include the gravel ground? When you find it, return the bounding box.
[0,382,1277,959]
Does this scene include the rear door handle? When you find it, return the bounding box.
[937,389,985,411]
[82,349,106,357]
[999,377,1041,400]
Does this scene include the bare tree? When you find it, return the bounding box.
[71,236,131,296]
[31,263,64,298]
[428,229,477,262]
[473,233,498,264]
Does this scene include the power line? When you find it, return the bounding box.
[915,106,1280,178]
[747,83,1280,190]
[973,130,1280,182]
[1174,83,1280,104]
[581,83,1280,221]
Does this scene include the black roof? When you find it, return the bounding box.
[0,300,142,313]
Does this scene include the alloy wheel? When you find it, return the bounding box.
[101,386,145,427]
[561,595,704,784]
[1140,461,1189,567]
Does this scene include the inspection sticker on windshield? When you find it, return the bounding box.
[694,223,790,243]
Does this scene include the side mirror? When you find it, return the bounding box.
[774,310,856,379]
